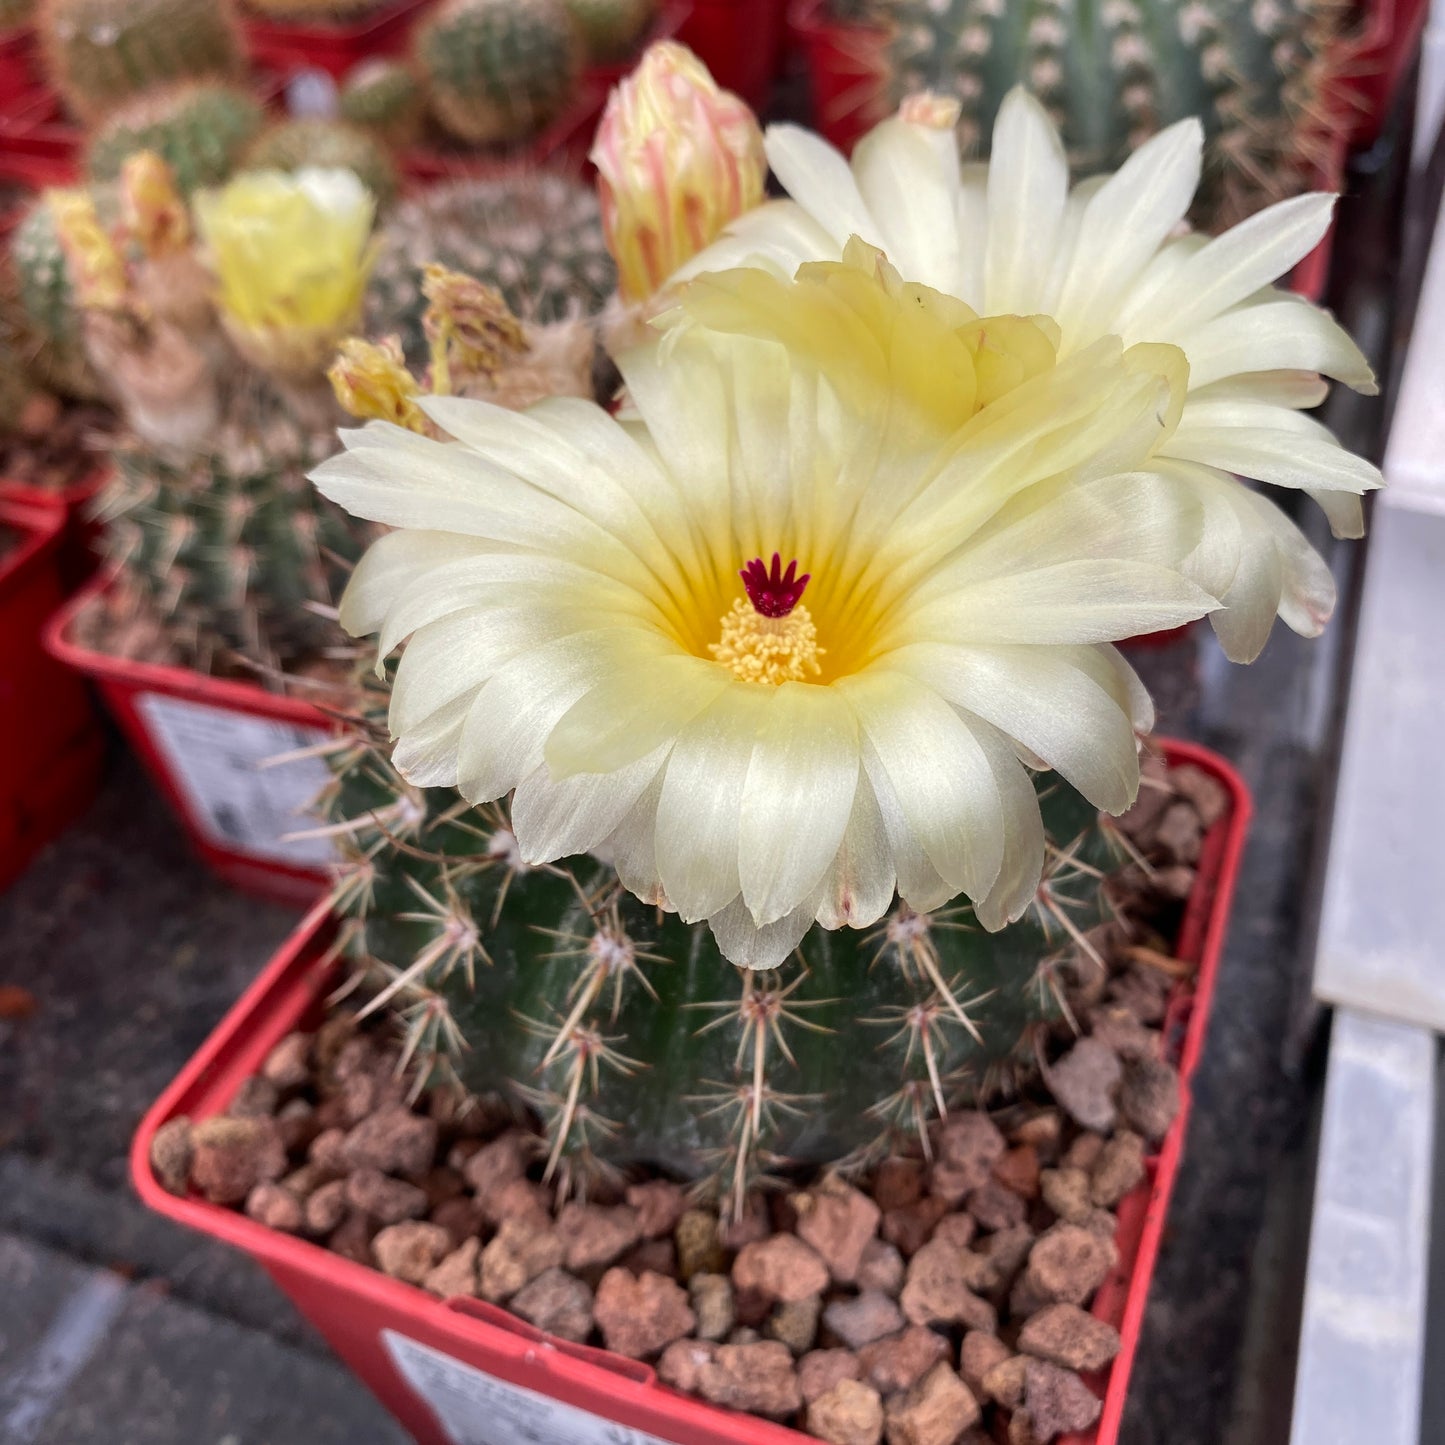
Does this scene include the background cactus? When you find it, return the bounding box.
[86,81,264,196]
[0,0,35,28]
[36,0,242,125]
[8,192,107,400]
[365,173,615,367]
[564,0,656,64]
[318,695,1123,1211]
[243,119,399,209]
[872,0,1354,229]
[242,0,388,17]
[413,0,581,145]
[97,403,368,673]
[339,58,425,148]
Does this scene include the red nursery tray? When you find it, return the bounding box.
[244,0,435,81]
[788,0,890,154]
[46,573,340,907]
[0,24,45,116]
[0,466,109,590]
[677,0,787,109]
[0,499,103,889]
[131,737,1251,1445]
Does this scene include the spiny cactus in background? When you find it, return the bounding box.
[414,0,581,145]
[339,58,425,149]
[37,0,242,125]
[243,119,399,210]
[875,0,1355,229]
[97,404,368,674]
[86,81,264,195]
[564,0,656,64]
[242,0,387,17]
[0,287,42,434]
[317,699,1125,1213]
[8,191,107,400]
[365,173,615,368]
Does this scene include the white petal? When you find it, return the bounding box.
[339,529,490,642]
[968,719,1046,931]
[738,683,860,927]
[596,767,667,907]
[814,773,895,931]
[511,746,670,864]
[1165,422,1383,496]
[763,124,885,251]
[984,88,1068,315]
[673,200,839,284]
[708,887,821,971]
[1178,298,1378,392]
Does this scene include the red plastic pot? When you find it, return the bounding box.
[677,0,786,109]
[0,466,108,591]
[244,0,435,80]
[46,573,339,906]
[788,0,889,153]
[131,737,1250,1445]
[0,500,103,888]
[1343,0,1428,146]
[0,24,45,115]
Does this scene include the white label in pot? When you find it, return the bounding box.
[134,693,335,866]
[383,1331,682,1445]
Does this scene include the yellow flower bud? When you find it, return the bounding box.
[898,92,961,130]
[49,189,128,312]
[119,151,191,259]
[421,264,527,392]
[590,40,765,304]
[328,336,427,432]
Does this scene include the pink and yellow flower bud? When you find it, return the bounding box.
[590,40,765,304]
[49,189,128,313]
[328,336,427,432]
[119,151,191,259]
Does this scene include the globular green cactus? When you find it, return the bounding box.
[319,695,1122,1211]
[8,191,106,400]
[98,408,368,673]
[243,118,399,210]
[563,0,655,64]
[86,80,263,196]
[243,0,386,17]
[413,0,581,146]
[37,0,242,125]
[365,173,615,368]
[339,57,425,149]
[875,0,1352,229]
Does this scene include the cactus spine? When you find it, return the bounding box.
[414,0,581,145]
[365,173,615,367]
[319,701,1120,1212]
[37,0,243,125]
[85,81,264,195]
[877,0,1353,228]
[243,119,400,210]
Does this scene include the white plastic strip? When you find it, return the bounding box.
[1290,1009,1434,1445]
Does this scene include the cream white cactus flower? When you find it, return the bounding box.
[314,247,1217,969]
[678,88,1383,662]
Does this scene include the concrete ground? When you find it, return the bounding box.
[0,114,1416,1445]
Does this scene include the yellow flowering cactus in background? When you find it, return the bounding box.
[119,151,191,260]
[680,87,1384,662]
[329,336,427,434]
[195,167,377,380]
[314,250,1215,969]
[590,41,765,306]
[49,189,129,313]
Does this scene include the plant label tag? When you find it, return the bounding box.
[134,693,336,866]
[382,1331,682,1445]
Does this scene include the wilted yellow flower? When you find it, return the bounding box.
[315,248,1214,969]
[195,167,376,379]
[421,264,527,392]
[119,151,191,259]
[49,189,128,312]
[590,41,765,304]
[329,336,426,432]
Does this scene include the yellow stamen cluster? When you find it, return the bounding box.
[709,599,823,685]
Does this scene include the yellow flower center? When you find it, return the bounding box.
[710,599,824,684]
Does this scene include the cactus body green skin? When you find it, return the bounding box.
[878,0,1350,229]
[414,0,581,146]
[325,713,1118,1208]
[37,0,242,125]
[243,119,400,209]
[365,174,615,366]
[86,81,264,196]
[100,414,366,673]
[8,194,105,401]
[339,58,425,149]
[563,0,655,64]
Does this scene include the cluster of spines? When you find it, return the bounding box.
[314,689,1124,1221]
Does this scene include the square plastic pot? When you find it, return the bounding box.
[244,0,435,80]
[0,466,108,590]
[787,0,889,154]
[677,0,787,109]
[0,499,103,888]
[45,573,339,906]
[131,738,1250,1445]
